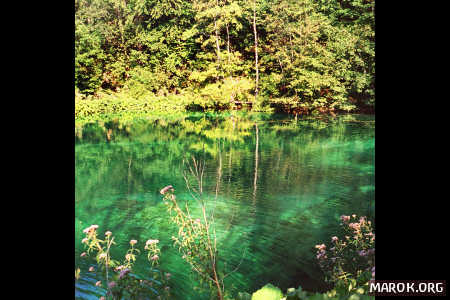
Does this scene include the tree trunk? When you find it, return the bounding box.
[214,18,221,63]
[253,0,259,101]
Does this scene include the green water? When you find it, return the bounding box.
[75,113,375,299]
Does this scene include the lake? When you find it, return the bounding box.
[75,112,375,299]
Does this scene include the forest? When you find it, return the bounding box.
[75,0,374,117]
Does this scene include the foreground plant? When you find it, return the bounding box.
[78,225,170,299]
[161,184,225,300]
[315,214,375,295]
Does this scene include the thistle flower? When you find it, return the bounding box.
[105,231,112,237]
[108,281,116,289]
[98,253,107,260]
[80,252,86,257]
[82,238,89,244]
[130,239,137,246]
[89,266,95,272]
[95,281,102,286]
[331,236,338,242]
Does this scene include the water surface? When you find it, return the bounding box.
[75,113,375,299]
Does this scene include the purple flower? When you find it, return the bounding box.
[331,236,338,242]
[108,281,116,289]
[315,244,326,251]
[119,268,131,279]
[348,222,361,232]
[341,215,350,223]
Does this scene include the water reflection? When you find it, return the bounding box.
[75,113,374,299]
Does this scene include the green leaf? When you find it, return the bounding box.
[251,284,283,300]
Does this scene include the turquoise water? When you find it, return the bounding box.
[75,113,375,299]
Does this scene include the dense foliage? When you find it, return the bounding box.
[75,0,374,115]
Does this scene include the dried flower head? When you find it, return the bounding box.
[160,185,174,195]
[146,239,159,246]
[151,254,159,261]
[83,224,99,234]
